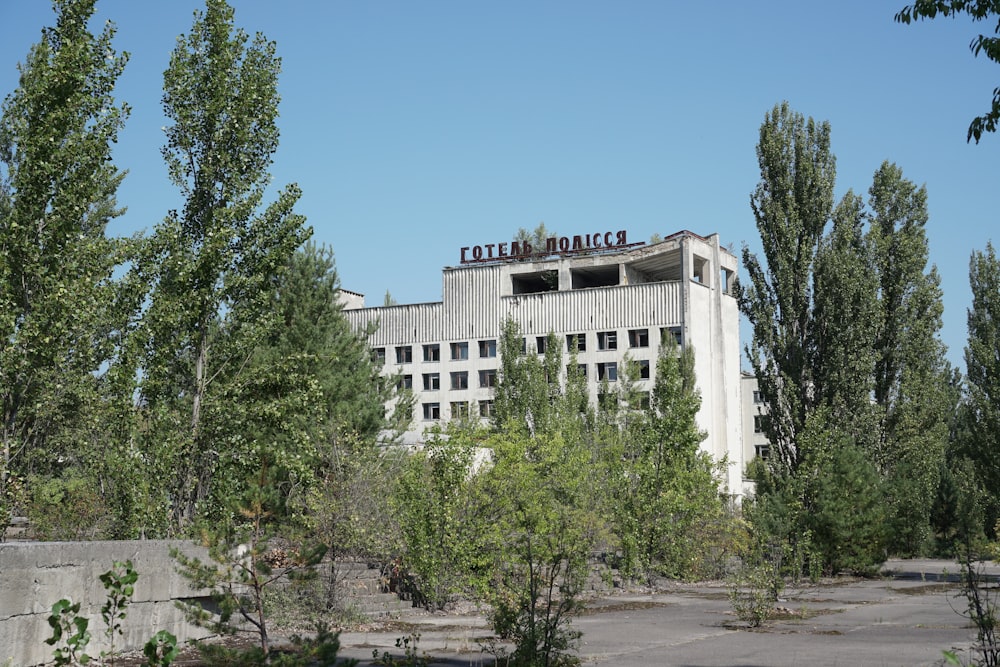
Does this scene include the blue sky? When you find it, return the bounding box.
[2,1,996,370]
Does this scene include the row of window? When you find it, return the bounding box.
[374,327,683,364]
[397,359,652,392]
[420,391,653,422]
[422,400,494,421]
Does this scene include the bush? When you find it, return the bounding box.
[27,471,108,540]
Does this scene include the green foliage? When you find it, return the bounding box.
[395,426,483,609]
[99,560,139,664]
[475,428,593,667]
[45,599,92,666]
[727,557,781,628]
[135,0,310,530]
[143,631,179,667]
[896,1,1000,143]
[372,633,431,667]
[173,457,327,662]
[0,0,131,523]
[26,470,109,540]
[966,243,1000,538]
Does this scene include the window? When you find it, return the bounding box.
[479,399,495,418]
[451,371,469,390]
[479,339,497,358]
[628,328,649,348]
[372,347,386,363]
[422,402,440,420]
[450,341,469,360]
[753,390,763,404]
[567,364,587,379]
[479,369,497,388]
[637,359,651,380]
[450,401,470,418]
[536,336,547,354]
[634,391,651,410]
[660,326,682,347]
[422,373,440,391]
[597,331,617,351]
[754,415,769,433]
[423,344,440,362]
[566,333,586,352]
[395,346,412,364]
[398,374,413,390]
[597,361,618,381]
[755,444,770,460]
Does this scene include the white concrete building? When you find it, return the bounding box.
[343,229,745,494]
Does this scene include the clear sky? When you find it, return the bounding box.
[2,1,996,371]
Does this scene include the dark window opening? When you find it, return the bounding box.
[512,270,559,294]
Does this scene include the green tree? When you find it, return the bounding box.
[965,242,1000,536]
[0,0,130,518]
[896,1,1000,142]
[737,101,837,474]
[602,337,724,581]
[135,0,310,529]
[867,162,950,554]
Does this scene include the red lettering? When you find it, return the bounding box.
[593,232,602,247]
[461,246,470,263]
[572,235,583,250]
[604,231,613,246]
[498,242,508,258]
[546,238,558,254]
[485,243,496,258]
[559,236,569,252]
[522,242,532,256]
[616,230,627,245]
[473,245,483,260]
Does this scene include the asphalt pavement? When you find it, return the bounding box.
[332,558,1000,667]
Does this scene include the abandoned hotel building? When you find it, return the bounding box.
[342,230,747,494]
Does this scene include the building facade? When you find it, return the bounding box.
[343,230,745,494]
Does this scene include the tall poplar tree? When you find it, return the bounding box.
[738,102,836,474]
[136,0,309,528]
[0,0,129,502]
[867,162,950,553]
[965,242,1000,536]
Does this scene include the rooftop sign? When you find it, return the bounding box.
[460,229,637,264]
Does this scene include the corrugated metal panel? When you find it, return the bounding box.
[499,282,684,334]
[442,265,502,339]
[344,302,444,346]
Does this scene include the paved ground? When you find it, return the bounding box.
[332,559,1000,667]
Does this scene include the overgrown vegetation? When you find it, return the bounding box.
[4,0,1000,664]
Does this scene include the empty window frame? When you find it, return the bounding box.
[398,374,413,391]
[755,444,770,460]
[660,326,682,347]
[479,399,495,418]
[450,341,469,360]
[479,369,497,388]
[628,328,649,348]
[754,414,769,433]
[753,390,763,404]
[535,336,547,354]
[511,270,558,294]
[566,333,586,352]
[597,331,617,351]
[422,402,440,420]
[423,344,440,362]
[567,363,587,379]
[634,391,651,410]
[478,339,497,358]
[372,347,386,363]
[637,359,651,380]
[396,345,413,364]
[422,373,440,391]
[451,371,469,390]
[450,401,470,418]
[596,361,618,381]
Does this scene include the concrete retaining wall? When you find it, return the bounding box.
[0,540,213,667]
